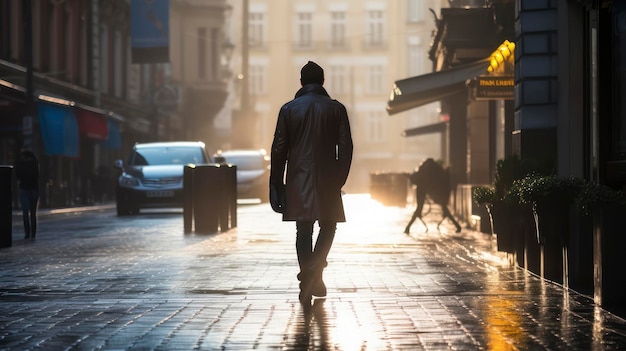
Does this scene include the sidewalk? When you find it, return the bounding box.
[11,202,116,218]
[2,194,626,350]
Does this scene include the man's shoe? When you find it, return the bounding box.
[299,279,313,304]
[312,274,326,297]
[298,261,329,300]
[298,269,326,299]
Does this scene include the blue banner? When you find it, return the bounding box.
[38,103,79,158]
[100,120,122,150]
[131,0,170,63]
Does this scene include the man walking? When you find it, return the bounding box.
[270,61,353,304]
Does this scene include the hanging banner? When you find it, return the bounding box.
[38,102,79,157]
[100,120,122,150]
[131,0,170,64]
[75,106,109,140]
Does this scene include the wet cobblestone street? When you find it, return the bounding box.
[1,194,626,350]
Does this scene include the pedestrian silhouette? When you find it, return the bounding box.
[270,60,353,305]
[15,149,40,239]
[404,158,462,234]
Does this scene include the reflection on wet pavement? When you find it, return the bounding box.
[1,194,626,349]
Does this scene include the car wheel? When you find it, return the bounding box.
[116,201,130,216]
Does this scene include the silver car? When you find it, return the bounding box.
[115,141,212,215]
[215,149,270,202]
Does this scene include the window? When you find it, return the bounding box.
[407,0,425,23]
[127,40,140,103]
[0,1,19,63]
[330,11,346,48]
[114,31,123,97]
[49,4,59,72]
[249,12,265,47]
[367,10,385,47]
[100,24,108,94]
[63,3,72,81]
[367,65,384,94]
[296,12,313,48]
[31,0,41,69]
[366,110,386,143]
[211,28,219,81]
[130,146,207,166]
[408,38,425,75]
[79,6,88,86]
[198,27,207,80]
[329,65,348,95]
[249,65,266,95]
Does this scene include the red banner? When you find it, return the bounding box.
[76,107,108,140]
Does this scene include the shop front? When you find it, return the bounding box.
[0,80,124,208]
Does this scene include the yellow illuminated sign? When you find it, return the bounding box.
[487,40,515,73]
[472,77,514,100]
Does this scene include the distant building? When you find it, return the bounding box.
[225,0,448,193]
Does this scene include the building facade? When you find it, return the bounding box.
[0,0,145,208]
[514,0,626,317]
[169,0,231,152]
[224,0,448,193]
[388,0,626,318]
[0,0,231,208]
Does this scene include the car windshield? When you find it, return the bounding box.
[129,146,207,166]
[222,154,264,171]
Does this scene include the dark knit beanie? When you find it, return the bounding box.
[300,61,324,85]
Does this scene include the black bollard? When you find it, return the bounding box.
[193,164,220,234]
[217,165,229,232]
[218,163,237,231]
[183,164,195,233]
[0,166,13,248]
[226,164,237,229]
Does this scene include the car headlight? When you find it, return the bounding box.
[119,173,140,187]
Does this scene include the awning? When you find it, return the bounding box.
[402,121,448,137]
[99,119,122,150]
[75,104,109,140]
[0,79,26,104]
[386,59,490,115]
[38,100,79,157]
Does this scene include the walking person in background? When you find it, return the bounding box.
[404,158,462,234]
[15,149,39,239]
[270,61,353,305]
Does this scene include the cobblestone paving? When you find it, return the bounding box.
[1,194,626,350]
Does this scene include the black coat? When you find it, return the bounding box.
[270,84,353,222]
[15,151,39,190]
[409,158,450,205]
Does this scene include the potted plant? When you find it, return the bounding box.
[472,156,537,254]
[515,174,585,245]
[574,182,624,216]
[473,185,497,235]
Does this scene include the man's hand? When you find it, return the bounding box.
[270,183,286,213]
